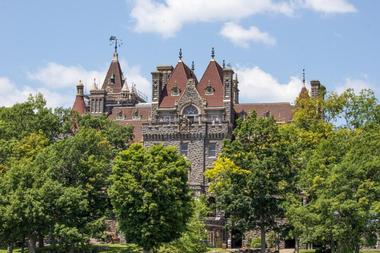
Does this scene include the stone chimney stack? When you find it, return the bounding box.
[310,80,321,99]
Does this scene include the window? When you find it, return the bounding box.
[208,143,216,157]
[117,111,123,120]
[208,114,220,124]
[132,111,141,120]
[110,74,115,84]
[205,81,215,95]
[180,143,188,157]
[171,86,180,96]
[183,105,198,122]
[162,115,171,122]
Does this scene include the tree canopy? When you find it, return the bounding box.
[109,144,192,253]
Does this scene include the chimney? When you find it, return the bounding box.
[310,80,321,99]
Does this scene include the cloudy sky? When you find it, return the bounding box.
[0,0,379,108]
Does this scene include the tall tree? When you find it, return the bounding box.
[109,144,192,253]
[206,112,294,253]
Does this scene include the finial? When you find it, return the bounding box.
[235,73,239,82]
[302,68,306,86]
[211,47,215,60]
[222,59,225,68]
[191,61,195,71]
[110,36,119,54]
[91,78,98,90]
[179,48,183,61]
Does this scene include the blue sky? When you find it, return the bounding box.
[0,0,379,108]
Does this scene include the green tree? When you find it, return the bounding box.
[0,94,61,142]
[35,128,113,240]
[109,144,192,253]
[158,198,209,253]
[206,112,294,253]
[324,89,380,129]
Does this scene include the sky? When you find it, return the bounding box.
[0,0,379,108]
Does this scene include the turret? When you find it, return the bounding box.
[72,80,86,114]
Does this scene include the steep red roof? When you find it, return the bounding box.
[101,54,124,93]
[72,95,86,114]
[160,61,195,108]
[197,60,224,107]
[234,103,293,123]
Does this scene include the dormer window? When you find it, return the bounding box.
[117,111,123,120]
[132,111,141,120]
[205,80,215,95]
[171,86,180,96]
[264,111,271,118]
[171,81,180,96]
[110,74,115,84]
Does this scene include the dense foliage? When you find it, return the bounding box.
[108,144,192,253]
[1,87,379,253]
[0,95,133,253]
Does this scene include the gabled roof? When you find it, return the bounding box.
[197,60,224,107]
[234,102,293,123]
[160,60,196,107]
[101,53,124,93]
[72,95,86,114]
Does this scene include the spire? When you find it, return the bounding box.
[211,47,215,61]
[178,48,183,62]
[110,36,122,62]
[122,82,129,92]
[222,59,225,68]
[91,78,98,90]
[191,61,195,71]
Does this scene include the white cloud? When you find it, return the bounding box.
[336,78,376,94]
[0,76,73,108]
[129,0,356,38]
[130,0,294,38]
[302,0,356,14]
[220,22,276,47]
[28,63,105,90]
[236,66,303,103]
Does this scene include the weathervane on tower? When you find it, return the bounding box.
[302,68,306,86]
[109,36,122,54]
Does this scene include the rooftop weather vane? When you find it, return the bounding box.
[302,68,306,86]
[179,48,183,60]
[109,36,122,54]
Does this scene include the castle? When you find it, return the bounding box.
[72,47,322,248]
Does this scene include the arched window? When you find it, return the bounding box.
[183,105,198,122]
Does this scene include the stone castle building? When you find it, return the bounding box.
[72,47,322,248]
